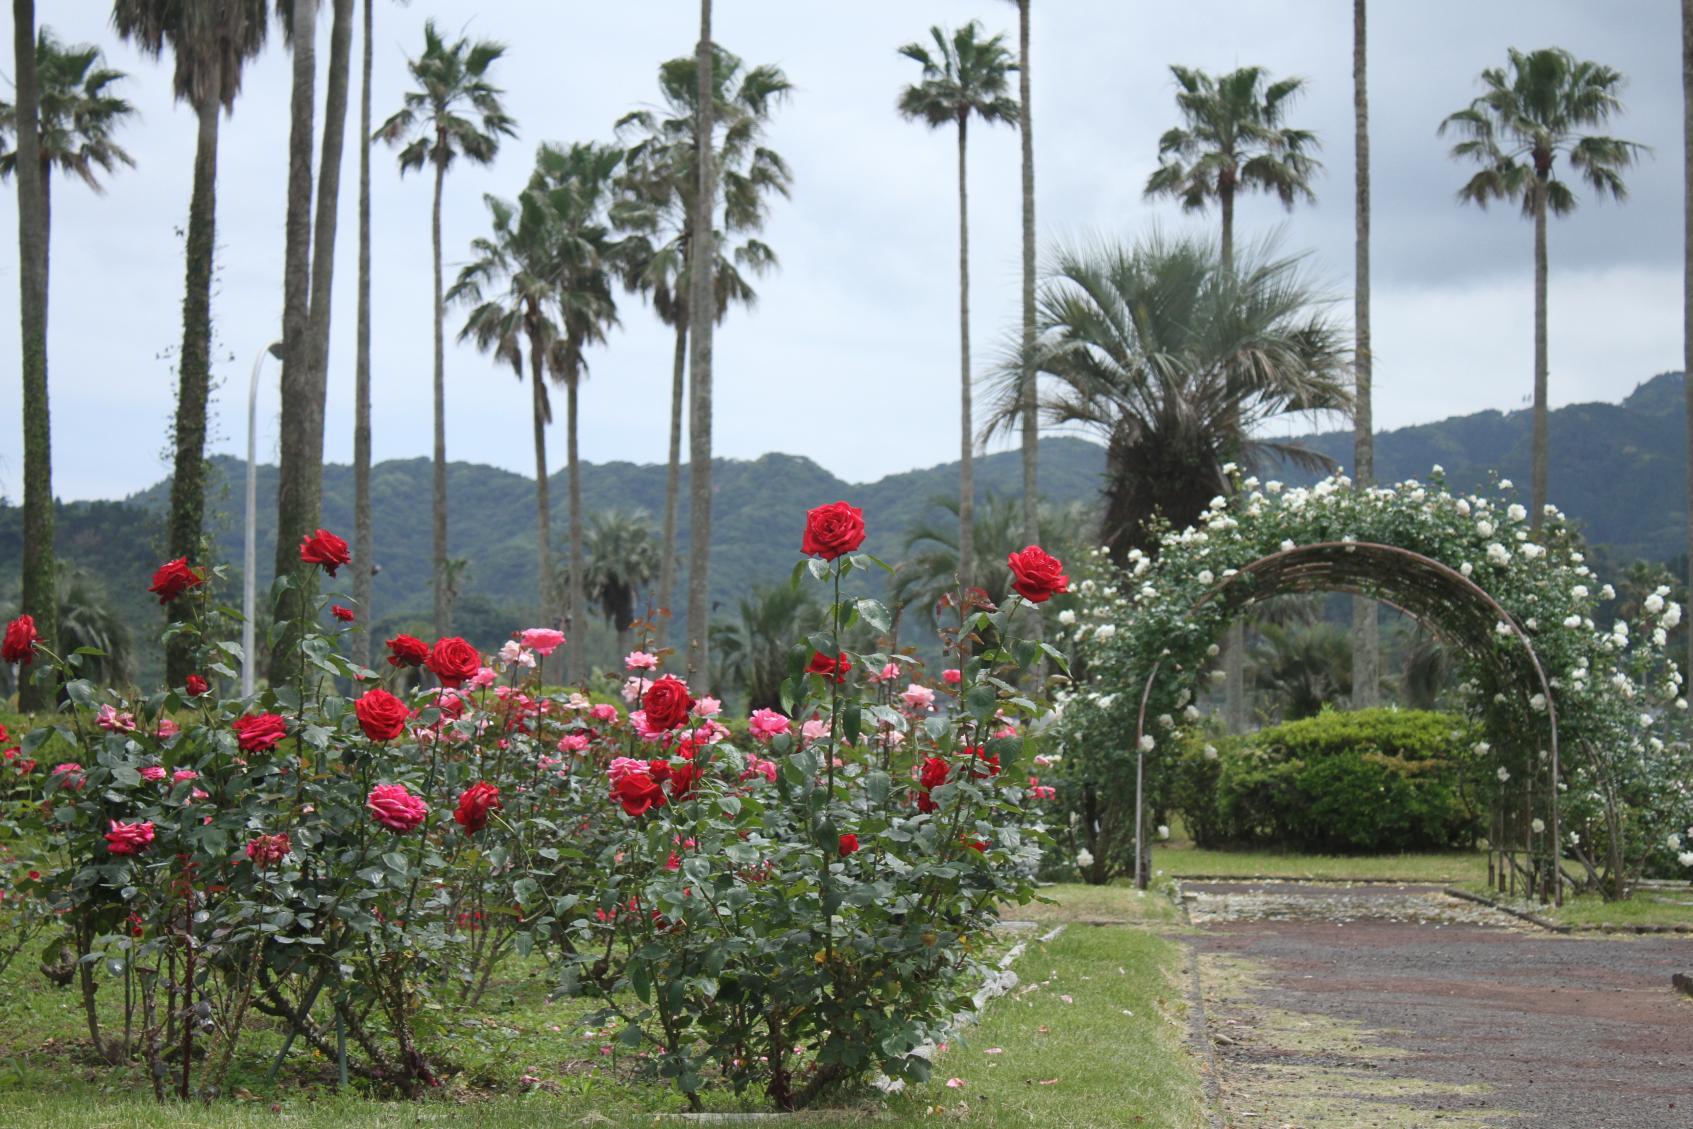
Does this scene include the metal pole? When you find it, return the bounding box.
[244,342,283,697]
[1133,743,1146,891]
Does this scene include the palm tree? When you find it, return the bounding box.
[378,20,516,636]
[1441,47,1644,528]
[450,190,568,628]
[1251,619,1352,723]
[897,21,1019,605]
[616,46,792,644]
[351,0,376,666]
[8,0,49,711]
[685,0,716,684]
[531,141,626,686]
[2,22,134,705]
[112,0,266,688]
[580,510,661,660]
[1007,0,1038,549]
[54,570,134,688]
[984,233,1350,565]
[711,582,819,712]
[1350,0,1379,707]
[1143,64,1322,271]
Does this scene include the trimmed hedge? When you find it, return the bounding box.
[1172,708,1483,852]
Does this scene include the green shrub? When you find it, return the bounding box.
[1173,708,1482,852]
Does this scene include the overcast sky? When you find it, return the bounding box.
[0,0,1682,502]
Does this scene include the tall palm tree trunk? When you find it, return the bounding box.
[164,90,221,685]
[352,0,374,665]
[1218,182,1248,731]
[268,0,318,686]
[685,0,716,683]
[431,152,450,635]
[658,316,686,644]
[955,115,975,593]
[1683,0,1693,682]
[1350,0,1380,708]
[566,365,585,686]
[13,0,54,712]
[1016,0,1037,548]
[1219,181,1235,273]
[528,333,553,627]
[1530,177,1550,528]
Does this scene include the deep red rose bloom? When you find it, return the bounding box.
[386,634,429,668]
[332,605,356,622]
[299,528,351,576]
[148,557,204,605]
[917,755,949,814]
[669,759,702,802]
[1006,545,1069,604]
[2,615,38,665]
[184,674,210,696]
[354,688,410,742]
[367,783,428,833]
[453,781,502,834]
[610,770,666,817]
[642,675,695,732]
[805,650,853,683]
[838,833,860,857]
[105,819,156,856]
[967,747,1001,778]
[233,712,288,752]
[801,500,867,561]
[426,636,480,688]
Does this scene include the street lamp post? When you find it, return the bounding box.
[244,341,285,697]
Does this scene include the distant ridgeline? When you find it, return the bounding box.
[1,371,1686,685]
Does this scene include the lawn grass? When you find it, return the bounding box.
[1155,843,1489,884]
[1005,878,1184,927]
[0,885,1205,1127]
[1454,881,1693,929]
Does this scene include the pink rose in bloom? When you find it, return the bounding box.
[140,765,167,783]
[869,662,900,684]
[694,696,722,718]
[366,783,428,833]
[245,833,291,867]
[993,725,1019,740]
[624,651,659,671]
[96,704,137,732]
[106,819,156,855]
[469,666,499,689]
[520,627,566,656]
[51,763,85,790]
[942,669,962,685]
[188,787,209,803]
[621,676,652,704]
[901,684,936,713]
[498,640,536,668]
[800,717,830,745]
[748,709,791,741]
[590,703,619,723]
[607,757,649,784]
[172,769,199,784]
[740,755,778,784]
[629,710,668,742]
[157,718,180,739]
[687,721,730,747]
[557,733,590,754]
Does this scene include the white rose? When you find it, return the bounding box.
[1157,825,1170,840]
[1137,734,1155,752]
[1477,520,1495,538]
[1203,744,1219,761]
[1075,849,1094,868]
[1279,539,1296,552]
[1507,503,1526,522]
[1058,609,1076,626]
[1680,851,1693,868]
[1095,624,1117,641]
[1499,478,1513,489]
[1531,818,1545,835]
[1496,766,1510,783]
[1646,593,1666,615]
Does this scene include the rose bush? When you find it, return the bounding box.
[0,505,1067,1110]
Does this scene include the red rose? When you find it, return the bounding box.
[2,615,38,665]
[232,712,288,752]
[367,782,428,833]
[245,832,291,867]
[805,651,852,684]
[386,634,429,668]
[453,781,502,834]
[299,528,351,576]
[148,557,204,605]
[942,668,962,685]
[967,747,1000,778]
[426,636,480,688]
[917,755,949,814]
[838,833,860,857]
[184,674,210,696]
[642,675,695,732]
[669,759,702,802]
[610,770,666,817]
[1006,545,1069,604]
[332,605,356,622]
[354,688,410,741]
[801,500,866,561]
[105,819,156,856]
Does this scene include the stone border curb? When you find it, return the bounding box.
[1444,886,1693,935]
[1173,873,1464,885]
[1442,886,1570,932]
[1170,880,1228,1129]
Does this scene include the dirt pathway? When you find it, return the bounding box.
[1180,881,1693,1128]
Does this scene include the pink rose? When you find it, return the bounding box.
[624,651,659,671]
[468,666,499,689]
[140,765,167,783]
[157,718,180,739]
[520,628,566,656]
[621,676,652,704]
[96,705,137,732]
[366,783,428,833]
[942,669,962,685]
[901,684,936,713]
[172,769,199,784]
[748,709,791,741]
[800,717,830,745]
[557,733,590,754]
[590,703,619,723]
[694,696,722,718]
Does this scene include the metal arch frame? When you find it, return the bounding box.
[1130,541,1562,904]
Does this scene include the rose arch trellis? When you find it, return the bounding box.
[1128,540,1562,902]
[1057,472,1688,906]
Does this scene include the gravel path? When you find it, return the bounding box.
[1180,881,1693,1128]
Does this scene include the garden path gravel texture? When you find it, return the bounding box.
[1179,881,1693,1128]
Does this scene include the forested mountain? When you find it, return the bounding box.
[4,372,1688,686]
